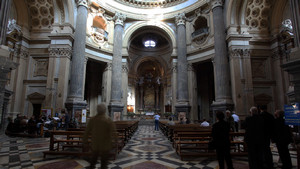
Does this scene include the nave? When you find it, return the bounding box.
[0,124,298,169]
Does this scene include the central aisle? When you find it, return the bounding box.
[108,124,220,169]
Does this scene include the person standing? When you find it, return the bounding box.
[212,111,234,169]
[231,111,239,132]
[274,110,293,169]
[83,103,116,169]
[154,113,160,131]
[226,110,235,132]
[259,105,275,169]
[244,106,265,169]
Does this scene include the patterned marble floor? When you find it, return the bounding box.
[0,124,298,169]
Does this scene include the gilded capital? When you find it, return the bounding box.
[175,13,186,26]
[211,0,223,10]
[77,0,88,8]
[113,12,126,26]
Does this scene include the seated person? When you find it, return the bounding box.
[167,117,175,126]
[200,119,210,127]
[27,115,37,134]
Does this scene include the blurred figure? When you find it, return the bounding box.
[185,117,191,124]
[274,110,293,169]
[154,113,160,131]
[212,111,234,169]
[200,119,210,127]
[62,109,69,130]
[259,105,275,169]
[27,115,37,134]
[83,103,116,169]
[244,106,264,169]
[225,110,235,132]
[167,117,175,126]
[231,111,239,132]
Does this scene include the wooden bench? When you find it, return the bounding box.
[43,121,139,159]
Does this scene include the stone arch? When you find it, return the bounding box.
[12,0,29,29]
[225,0,248,27]
[270,0,289,34]
[123,21,176,49]
[52,0,76,26]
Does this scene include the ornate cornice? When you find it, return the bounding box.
[211,0,223,10]
[77,0,88,8]
[175,13,186,26]
[113,12,126,26]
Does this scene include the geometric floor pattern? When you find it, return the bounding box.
[0,124,298,169]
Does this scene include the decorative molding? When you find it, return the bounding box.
[122,64,129,73]
[211,0,223,10]
[114,0,187,9]
[77,0,88,8]
[229,48,251,60]
[245,0,271,31]
[19,47,29,59]
[49,47,72,58]
[112,12,126,26]
[172,65,177,73]
[175,13,186,26]
[56,0,65,23]
[33,59,48,77]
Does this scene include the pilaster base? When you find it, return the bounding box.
[65,99,87,119]
[108,102,124,121]
[175,102,191,121]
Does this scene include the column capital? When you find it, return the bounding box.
[77,0,88,8]
[175,13,187,26]
[211,0,223,10]
[113,12,126,26]
[229,48,251,60]
[122,64,128,73]
[49,46,72,59]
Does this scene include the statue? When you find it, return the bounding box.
[6,19,21,34]
[281,19,293,34]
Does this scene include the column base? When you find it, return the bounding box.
[211,100,234,123]
[65,99,87,120]
[175,102,190,121]
[108,102,124,121]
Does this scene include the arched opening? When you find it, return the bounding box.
[127,26,172,117]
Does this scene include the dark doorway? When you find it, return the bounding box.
[195,61,215,121]
[33,104,41,118]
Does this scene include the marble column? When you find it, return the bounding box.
[174,13,190,118]
[187,63,198,121]
[65,0,88,118]
[108,12,126,118]
[211,0,233,112]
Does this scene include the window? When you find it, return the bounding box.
[144,40,156,47]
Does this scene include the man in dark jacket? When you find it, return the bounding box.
[244,106,265,169]
[259,105,275,169]
[212,111,234,169]
[274,110,293,169]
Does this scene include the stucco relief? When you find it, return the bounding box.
[88,7,109,46]
[33,59,48,77]
[251,59,266,78]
